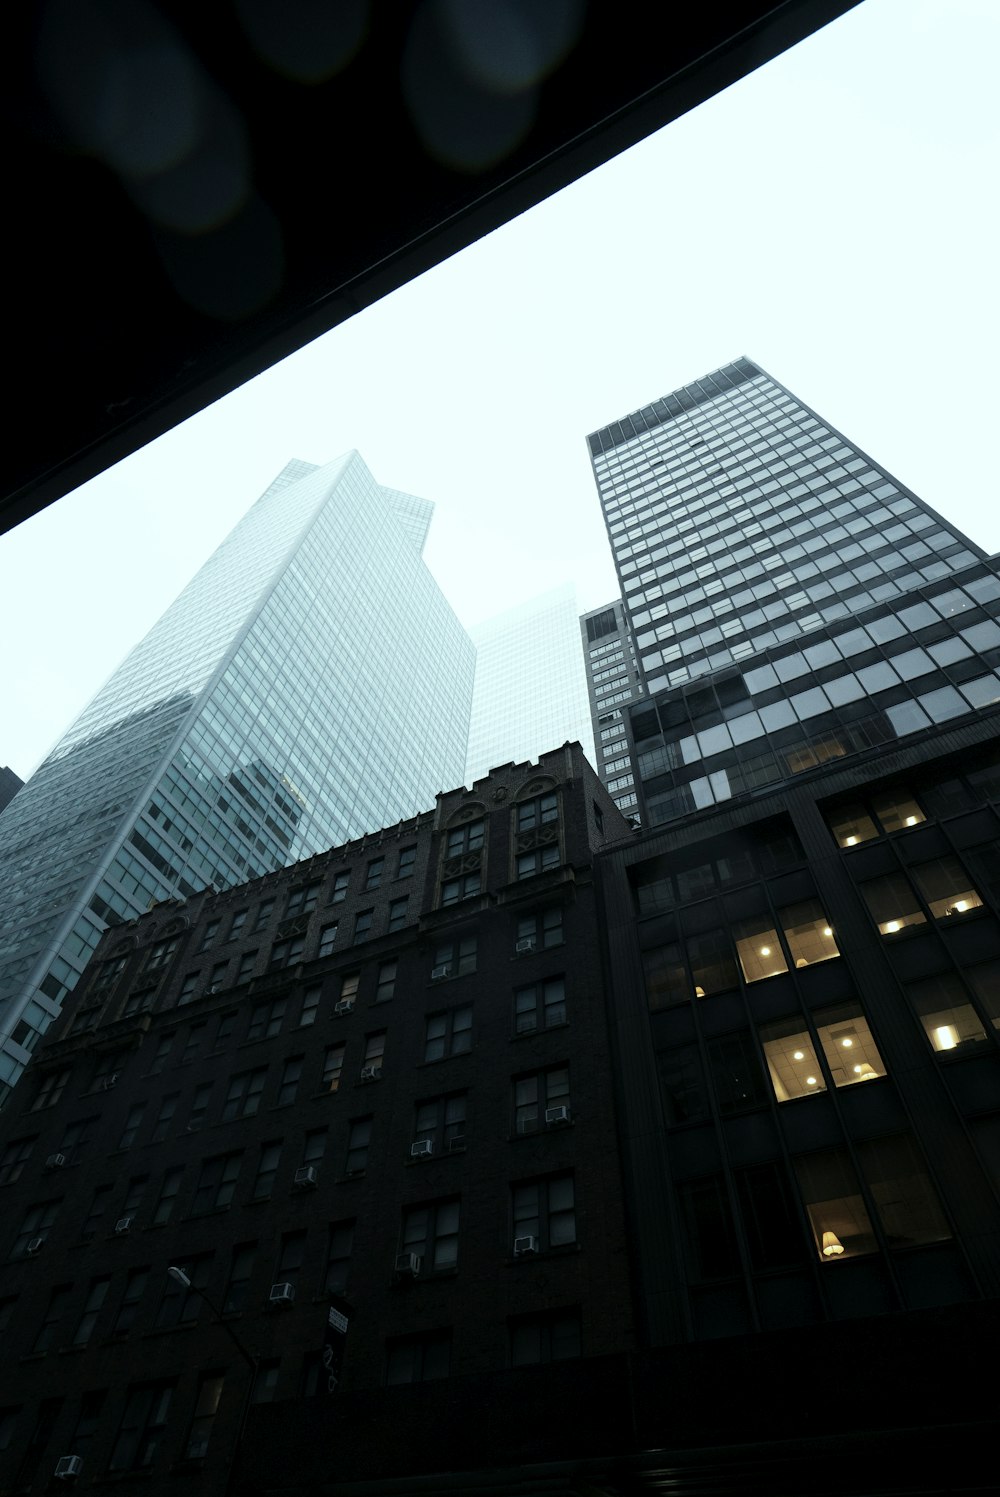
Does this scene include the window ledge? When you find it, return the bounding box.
[510,1021,570,1042]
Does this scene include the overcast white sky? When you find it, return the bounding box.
[3,0,998,779]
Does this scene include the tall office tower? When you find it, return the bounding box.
[464,585,595,784]
[587,358,997,827]
[0,766,23,816]
[0,453,474,1102]
[580,599,642,817]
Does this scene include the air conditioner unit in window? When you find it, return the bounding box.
[269,1282,295,1305]
[513,1235,539,1257]
[359,1064,382,1081]
[515,937,536,954]
[410,1139,433,1158]
[54,1455,83,1480]
[430,962,452,981]
[26,1237,45,1255]
[333,999,354,1015]
[394,1252,421,1278]
[293,1165,318,1187]
[545,1105,571,1126]
[45,1153,67,1169]
[114,1216,133,1235]
[447,1135,466,1152]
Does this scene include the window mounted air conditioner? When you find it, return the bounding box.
[26,1237,45,1255]
[293,1165,318,1187]
[545,1105,571,1126]
[410,1139,433,1158]
[269,1282,295,1305]
[114,1216,133,1234]
[394,1252,421,1277]
[359,1064,382,1081]
[333,999,354,1015]
[45,1153,67,1169]
[54,1455,83,1480]
[430,962,452,981]
[515,937,536,954]
[513,1235,539,1257]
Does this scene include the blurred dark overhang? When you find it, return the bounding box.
[4,0,859,535]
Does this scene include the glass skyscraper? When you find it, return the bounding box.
[0,452,474,1100]
[587,358,1000,826]
[580,599,642,816]
[464,584,595,783]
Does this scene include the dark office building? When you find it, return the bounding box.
[0,747,643,1495]
[0,765,23,816]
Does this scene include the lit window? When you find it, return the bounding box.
[911,857,984,920]
[906,973,987,1052]
[779,900,840,967]
[322,1044,345,1093]
[760,1017,826,1101]
[859,872,927,935]
[793,1149,877,1262]
[815,1003,886,1086]
[733,916,788,983]
[826,802,879,848]
[871,789,926,833]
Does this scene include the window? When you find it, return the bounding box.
[121,1174,148,1217]
[151,1093,179,1142]
[401,1198,460,1271]
[760,1016,825,1101]
[516,907,562,952]
[388,897,408,931]
[253,899,275,932]
[516,794,558,832]
[658,1046,708,1125]
[252,1360,281,1403]
[509,1309,581,1365]
[108,1383,174,1471]
[177,974,199,1006]
[318,923,338,957]
[277,1056,303,1106]
[223,1244,256,1313]
[688,927,739,996]
[252,1142,282,1200]
[735,1162,806,1271]
[424,1006,472,1061]
[185,1373,225,1461]
[113,1267,149,1334]
[385,1330,451,1384]
[815,1002,886,1086]
[793,1149,876,1261]
[299,985,321,1026]
[912,857,984,920]
[857,1135,951,1247]
[152,1167,183,1226]
[302,1128,327,1168]
[180,1023,205,1064]
[148,1036,173,1078]
[247,998,286,1041]
[31,1068,70,1110]
[413,1092,466,1152]
[286,881,321,917]
[228,909,248,940]
[779,900,840,967]
[119,1104,145,1149]
[398,846,416,878]
[149,935,180,967]
[643,944,687,1009]
[0,1136,35,1186]
[325,1221,354,1294]
[214,1014,235,1048]
[196,923,218,954]
[365,858,384,890]
[206,962,228,994]
[192,1152,242,1215]
[442,872,480,905]
[513,1067,569,1132]
[432,935,477,979]
[73,1277,110,1345]
[517,845,561,880]
[222,1069,267,1121]
[908,972,988,1051]
[12,1199,60,1257]
[513,977,566,1033]
[860,872,927,935]
[361,1032,386,1077]
[237,950,258,983]
[872,788,926,833]
[154,1254,212,1327]
[270,935,304,968]
[446,818,484,856]
[511,1174,576,1250]
[314,1047,343,1100]
[345,1118,372,1174]
[353,910,373,943]
[33,1284,71,1352]
[708,1031,768,1113]
[330,871,350,903]
[376,960,397,1002]
[733,915,788,982]
[275,1230,306,1290]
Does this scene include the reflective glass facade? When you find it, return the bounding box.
[465,585,595,783]
[587,360,997,828]
[0,454,474,1099]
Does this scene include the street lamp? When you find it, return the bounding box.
[166,1267,257,1492]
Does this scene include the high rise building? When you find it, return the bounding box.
[586,358,997,827]
[0,453,474,1103]
[579,599,642,816]
[0,766,23,816]
[464,585,594,784]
